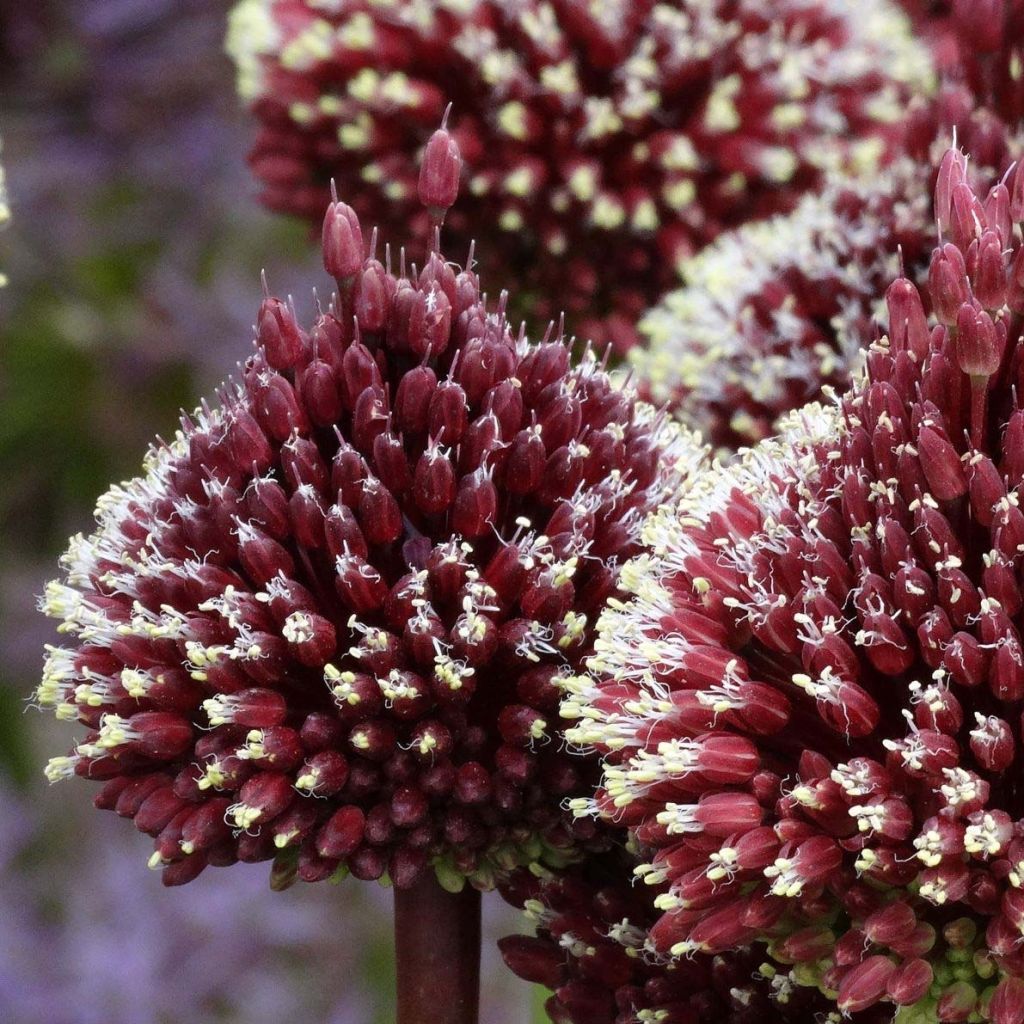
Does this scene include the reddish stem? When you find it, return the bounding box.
[394,873,481,1024]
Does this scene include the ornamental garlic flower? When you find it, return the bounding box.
[35,136,695,892]
[565,147,1024,1021]
[227,0,931,351]
[497,852,858,1024]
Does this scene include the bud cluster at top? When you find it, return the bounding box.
[633,1,1024,450]
[34,151,697,891]
[562,146,1024,1022]
[226,0,931,352]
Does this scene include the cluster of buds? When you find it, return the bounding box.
[564,146,1024,1021]
[636,82,1020,450]
[497,852,865,1024]
[35,139,698,890]
[227,0,931,352]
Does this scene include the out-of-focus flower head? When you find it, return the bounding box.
[564,147,1024,1022]
[227,0,932,353]
[0,789,380,1024]
[34,133,698,892]
[496,850,867,1024]
[900,1,1024,103]
[635,2,1024,450]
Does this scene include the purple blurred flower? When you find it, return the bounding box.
[0,0,317,380]
[0,763,531,1023]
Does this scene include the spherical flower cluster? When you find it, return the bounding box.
[497,852,863,1024]
[564,147,1024,1021]
[636,84,1019,450]
[635,152,931,451]
[35,138,697,891]
[227,0,931,351]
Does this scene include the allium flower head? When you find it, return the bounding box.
[35,138,695,892]
[227,0,931,351]
[497,852,858,1024]
[565,147,1024,1021]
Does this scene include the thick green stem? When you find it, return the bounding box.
[394,873,481,1024]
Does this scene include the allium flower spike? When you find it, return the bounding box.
[227,0,932,352]
[569,146,1024,1022]
[36,155,699,894]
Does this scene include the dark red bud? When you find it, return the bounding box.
[322,200,364,281]
[394,366,438,437]
[499,936,566,989]
[413,448,456,515]
[451,468,497,537]
[418,126,461,215]
[917,425,967,500]
[299,360,343,426]
[258,298,304,371]
[354,259,392,334]
[886,277,930,360]
[837,956,897,1013]
[929,244,971,326]
[317,806,365,859]
[936,147,968,233]
[428,381,468,445]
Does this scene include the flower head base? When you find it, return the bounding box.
[497,852,868,1024]
[228,0,931,352]
[568,147,1024,1021]
[36,150,697,890]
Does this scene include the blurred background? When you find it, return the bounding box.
[0,2,536,1020]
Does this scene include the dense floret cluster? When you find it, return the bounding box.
[636,83,1021,449]
[35,150,697,890]
[497,851,869,1024]
[564,149,1024,1021]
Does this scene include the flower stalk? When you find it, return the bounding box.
[395,874,480,1024]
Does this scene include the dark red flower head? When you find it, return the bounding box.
[567,146,1024,1022]
[36,155,696,891]
[227,0,931,352]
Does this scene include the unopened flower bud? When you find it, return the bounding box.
[322,199,364,282]
[418,125,461,218]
